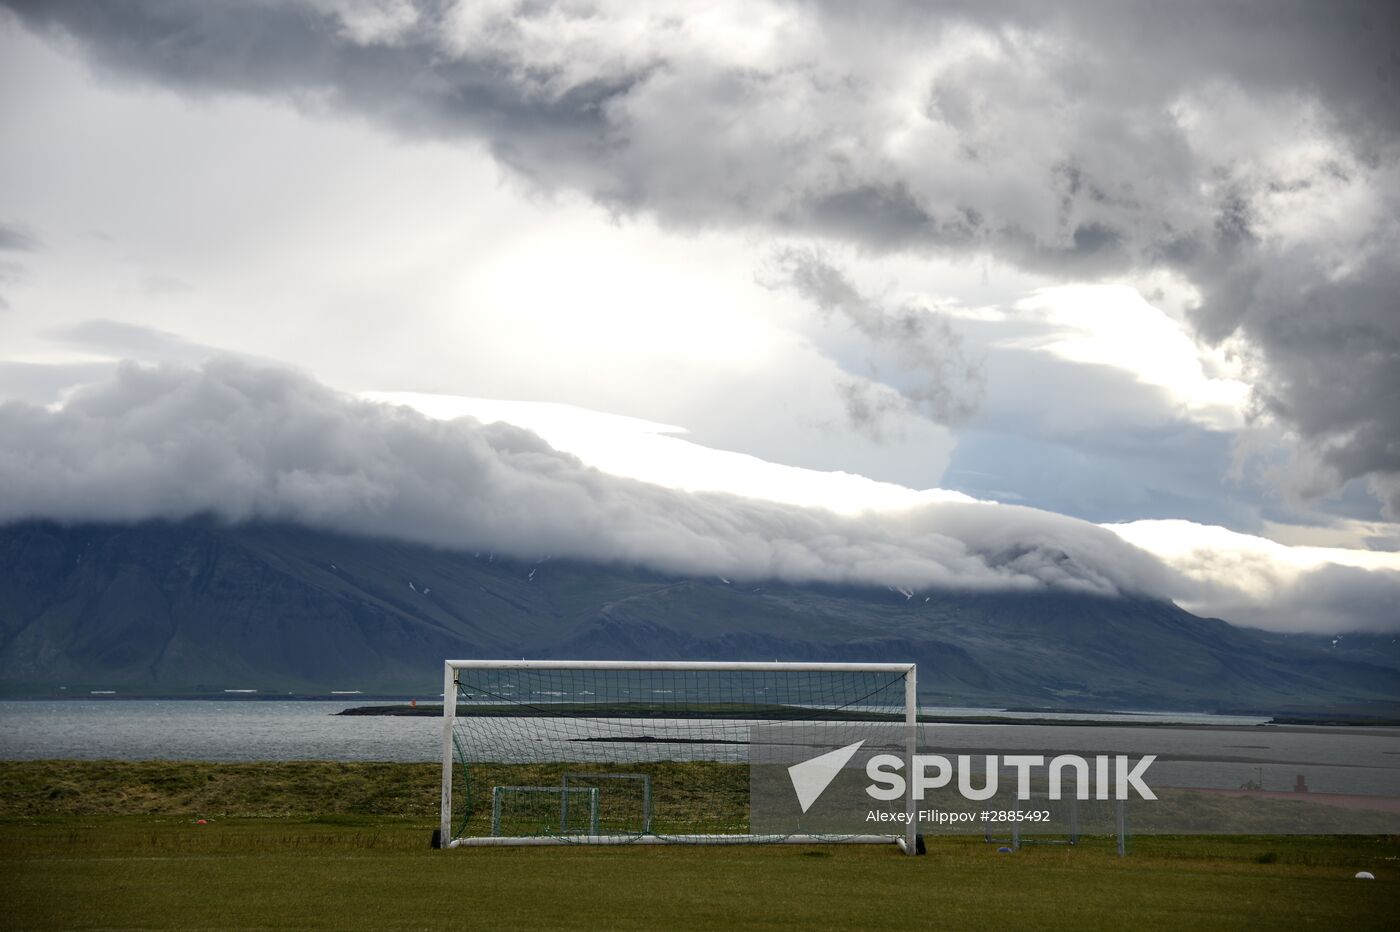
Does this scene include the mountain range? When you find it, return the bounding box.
[1,519,1397,714]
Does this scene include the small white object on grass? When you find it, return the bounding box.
[1355,871,1375,880]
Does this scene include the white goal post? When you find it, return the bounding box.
[439,659,919,854]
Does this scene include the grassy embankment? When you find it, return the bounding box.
[1,760,1396,930]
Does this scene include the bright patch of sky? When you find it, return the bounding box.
[365,391,975,514]
[1005,284,1250,431]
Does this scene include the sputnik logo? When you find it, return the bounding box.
[787,740,866,813]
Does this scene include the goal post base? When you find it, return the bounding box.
[448,833,903,849]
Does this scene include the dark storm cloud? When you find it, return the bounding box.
[2,0,642,188]
[6,0,1399,508]
[1196,246,1400,516]
[16,1,1393,247]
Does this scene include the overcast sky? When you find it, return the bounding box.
[2,1,1398,633]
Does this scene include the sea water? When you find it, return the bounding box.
[1,700,1396,797]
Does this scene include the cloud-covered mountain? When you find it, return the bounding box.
[0,359,1176,598]
[3,359,1399,634]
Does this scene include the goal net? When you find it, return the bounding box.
[439,660,917,851]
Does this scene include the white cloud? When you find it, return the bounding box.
[1107,519,1400,633]
[364,390,976,515]
[0,360,1173,599]
[376,385,1400,634]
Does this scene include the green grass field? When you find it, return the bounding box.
[1,761,1396,930]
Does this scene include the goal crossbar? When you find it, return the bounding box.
[445,660,915,672]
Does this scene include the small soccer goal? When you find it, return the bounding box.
[561,772,652,836]
[484,775,654,839]
[439,660,919,853]
[982,782,1130,856]
[491,785,601,837]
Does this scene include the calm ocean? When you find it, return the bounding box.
[2,700,1398,799]
[0,700,442,763]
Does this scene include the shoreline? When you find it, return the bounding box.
[334,703,1400,728]
[3,695,1396,726]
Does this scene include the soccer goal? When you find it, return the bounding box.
[439,660,919,853]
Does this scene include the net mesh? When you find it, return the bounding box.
[561,773,652,836]
[448,666,908,844]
